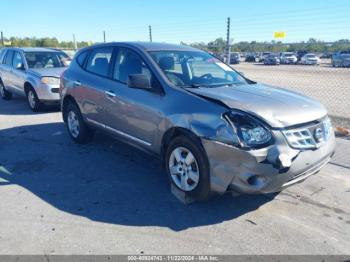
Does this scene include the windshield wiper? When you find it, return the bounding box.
[179,84,201,88]
[202,82,243,87]
[180,82,245,88]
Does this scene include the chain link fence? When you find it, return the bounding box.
[231,57,349,128]
[221,47,350,167]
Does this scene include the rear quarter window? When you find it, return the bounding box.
[76,50,89,67]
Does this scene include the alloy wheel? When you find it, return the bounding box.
[168,146,200,191]
[0,84,4,97]
[27,90,36,109]
[67,110,80,138]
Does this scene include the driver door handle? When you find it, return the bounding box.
[73,80,81,87]
[105,90,116,97]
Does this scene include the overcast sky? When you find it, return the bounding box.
[1,0,349,43]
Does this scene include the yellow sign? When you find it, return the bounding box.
[274,32,286,39]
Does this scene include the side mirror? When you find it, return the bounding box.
[16,63,25,71]
[127,74,151,89]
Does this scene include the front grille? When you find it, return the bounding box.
[51,88,59,93]
[282,118,332,150]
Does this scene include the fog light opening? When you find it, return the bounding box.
[247,175,266,187]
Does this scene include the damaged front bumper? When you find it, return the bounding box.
[201,130,336,194]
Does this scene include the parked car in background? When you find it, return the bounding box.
[0,47,71,111]
[280,52,298,64]
[300,53,320,65]
[264,54,280,65]
[259,52,271,62]
[296,50,308,62]
[60,42,335,201]
[245,54,256,62]
[229,52,240,64]
[332,50,350,67]
[320,52,333,59]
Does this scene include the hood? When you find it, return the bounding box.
[186,83,327,128]
[27,67,66,78]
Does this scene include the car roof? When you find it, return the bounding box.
[85,42,201,52]
[1,47,62,52]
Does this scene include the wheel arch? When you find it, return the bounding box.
[61,95,79,123]
[160,127,205,170]
[24,81,34,94]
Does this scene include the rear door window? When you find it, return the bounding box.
[5,50,14,66]
[86,47,113,77]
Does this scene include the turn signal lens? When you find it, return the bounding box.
[41,77,60,85]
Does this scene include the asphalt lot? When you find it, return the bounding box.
[233,62,350,128]
[0,97,349,255]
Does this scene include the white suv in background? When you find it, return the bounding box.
[280,52,298,64]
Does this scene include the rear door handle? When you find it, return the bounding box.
[73,81,81,87]
[105,90,116,97]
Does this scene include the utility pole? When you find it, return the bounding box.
[226,17,231,64]
[149,25,153,42]
[103,30,106,43]
[73,34,77,51]
[1,31,4,47]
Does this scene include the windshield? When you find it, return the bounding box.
[284,53,294,57]
[149,51,248,87]
[24,51,71,69]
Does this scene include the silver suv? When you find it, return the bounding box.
[0,47,70,111]
[60,42,335,201]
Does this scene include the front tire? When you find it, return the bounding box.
[0,81,12,100]
[64,102,94,144]
[26,87,41,111]
[165,135,210,201]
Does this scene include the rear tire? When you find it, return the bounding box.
[0,81,12,100]
[165,135,210,201]
[64,102,94,144]
[26,87,41,111]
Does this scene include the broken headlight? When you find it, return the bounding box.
[224,111,273,149]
